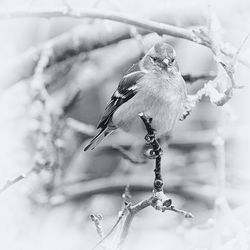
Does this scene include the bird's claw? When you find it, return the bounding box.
[144,148,163,159]
[145,132,156,143]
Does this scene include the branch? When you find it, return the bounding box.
[66,118,96,137]
[118,194,193,247]
[90,214,104,239]
[46,33,160,109]
[0,21,131,90]
[1,7,249,89]
[0,8,196,41]
[93,203,129,249]
[0,170,33,194]
[139,113,163,192]
[182,72,216,83]
[179,31,250,120]
[115,113,193,248]
[0,6,202,90]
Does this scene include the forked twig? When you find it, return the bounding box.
[115,113,193,249]
[92,195,131,249]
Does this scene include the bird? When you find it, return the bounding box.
[84,42,187,151]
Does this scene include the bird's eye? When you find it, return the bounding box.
[170,58,175,64]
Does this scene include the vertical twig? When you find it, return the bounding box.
[116,113,193,249]
[138,112,163,192]
[92,189,132,250]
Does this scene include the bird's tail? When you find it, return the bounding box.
[84,127,113,151]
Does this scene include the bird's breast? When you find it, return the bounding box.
[112,74,186,138]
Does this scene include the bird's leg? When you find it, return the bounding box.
[138,112,163,192]
[138,113,163,158]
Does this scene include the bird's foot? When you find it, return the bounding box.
[144,130,156,143]
[179,110,190,121]
[144,147,163,159]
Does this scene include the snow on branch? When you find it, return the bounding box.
[0,7,249,92]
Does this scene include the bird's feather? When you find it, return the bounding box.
[83,127,113,151]
[97,65,145,129]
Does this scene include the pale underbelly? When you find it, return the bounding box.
[112,93,182,138]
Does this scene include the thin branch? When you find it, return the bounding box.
[139,113,163,192]
[93,185,132,249]
[182,72,216,83]
[0,8,249,68]
[118,197,152,247]
[115,113,193,248]
[66,118,96,136]
[0,48,52,195]
[0,8,196,42]
[122,184,132,203]
[93,203,129,250]
[179,32,250,119]
[0,22,132,89]
[90,214,104,238]
[0,7,249,90]
[0,170,33,194]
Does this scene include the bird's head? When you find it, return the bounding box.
[141,42,179,74]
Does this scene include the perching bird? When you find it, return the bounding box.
[84,42,187,151]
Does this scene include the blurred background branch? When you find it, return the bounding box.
[0,0,250,249]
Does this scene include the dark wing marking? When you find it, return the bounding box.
[97,70,145,129]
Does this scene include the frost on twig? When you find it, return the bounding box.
[66,117,96,137]
[27,45,70,199]
[91,134,193,249]
[0,171,33,194]
[178,12,249,120]
[90,214,104,239]
[92,113,193,249]
[92,188,131,250]
[0,48,53,195]
[1,6,250,90]
[179,30,249,120]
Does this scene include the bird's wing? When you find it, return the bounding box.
[97,64,146,129]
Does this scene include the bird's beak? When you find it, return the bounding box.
[163,58,169,66]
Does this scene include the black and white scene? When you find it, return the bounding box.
[0,0,250,249]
